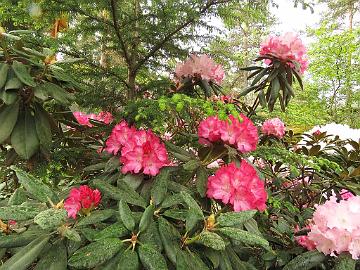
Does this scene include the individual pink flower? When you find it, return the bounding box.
[175,54,225,84]
[340,189,354,200]
[260,32,308,74]
[73,111,93,127]
[105,121,136,155]
[198,114,258,154]
[294,225,316,250]
[261,118,286,139]
[96,111,114,124]
[64,185,101,219]
[207,161,267,212]
[313,130,321,136]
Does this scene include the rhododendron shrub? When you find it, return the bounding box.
[198,114,258,153]
[174,54,225,97]
[261,118,286,139]
[260,32,308,74]
[105,120,169,176]
[207,161,267,211]
[64,185,101,218]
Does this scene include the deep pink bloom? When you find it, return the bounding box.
[198,114,258,153]
[294,225,316,250]
[207,161,267,212]
[260,32,308,73]
[73,111,93,127]
[175,54,225,84]
[105,121,169,176]
[64,185,101,219]
[261,118,286,139]
[96,111,114,124]
[340,189,354,200]
[313,130,321,136]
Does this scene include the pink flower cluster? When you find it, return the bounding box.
[261,118,286,139]
[105,121,169,176]
[207,161,267,212]
[307,195,360,259]
[198,114,258,153]
[64,185,101,219]
[73,111,113,127]
[260,32,308,73]
[175,54,225,84]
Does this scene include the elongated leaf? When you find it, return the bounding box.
[0,88,18,104]
[0,204,41,221]
[251,68,268,86]
[37,82,73,105]
[0,102,19,143]
[93,179,146,208]
[0,228,45,248]
[139,204,155,233]
[158,217,182,264]
[119,200,136,231]
[118,250,140,270]
[163,209,188,221]
[4,77,22,90]
[12,167,58,203]
[34,208,67,230]
[8,187,28,205]
[34,104,52,150]
[334,254,355,270]
[64,227,81,242]
[138,244,167,270]
[0,235,50,270]
[76,209,115,227]
[217,210,257,227]
[0,63,9,88]
[268,77,280,112]
[139,221,163,251]
[283,250,325,270]
[196,166,208,197]
[11,109,39,159]
[161,193,184,208]
[217,227,270,250]
[197,231,226,250]
[34,241,67,270]
[181,191,204,230]
[93,222,129,240]
[151,168,170,205]
[68,238,123,269]
[12,61,36,87]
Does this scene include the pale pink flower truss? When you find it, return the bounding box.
[260,32,308,74]
[64,185,101,219]
[307,195,360,259]
[105,121,169,176]
[261,118,286,139]
[207,161,267,212]
[198,114,258,153]
[175,54,225,84]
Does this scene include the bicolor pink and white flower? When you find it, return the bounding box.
[198,114,258,153]
[260,32,308,73]
[261,118,286,139]
[64,185,101,219]
[207,161,267,212]
[175,54,225,84]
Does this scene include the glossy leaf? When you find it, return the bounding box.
[138,244,167,270]
[119,200,136,231]
[12,61,36,87]
[0,101,19,144]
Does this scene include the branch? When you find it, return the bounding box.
[110,0,131,66]
[133,0,230,73]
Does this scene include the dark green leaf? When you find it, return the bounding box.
[0,204,42,221]
[12,167,58,203]
[283,250,326,270]
[119,200,136,231]
[68,238,123,269]
[37,82,74,105]
[0,228,45,248]
[0,235,50,270]
[0,102,19,143]
[4,77,22,91]
[34,104,52,150]
[151,168,170,205]
[34,241,67,270]
[197,231,225,250]
[12,61,36,87]
[11,109,39,159]
[158,217,182,264]
[64,228,81,242]
[196,166,208,197]
[138,244,167,270]
[34,208,67,230]
[334,253,355,270]
[76,209,115,227]
[0,63,9,88]
[217,210,257,227]
[118,250,140,270]
[93,222,129,240]
[139,204,155,233]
